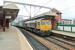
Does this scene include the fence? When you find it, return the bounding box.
[57,24,75,33]
[56,19,75,32]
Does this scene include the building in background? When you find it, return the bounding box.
[72,19,75,24]
[59,19,75,25]
[60,19,72,25]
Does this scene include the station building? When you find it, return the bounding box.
[60,19,72,25]
[0,4,19,31]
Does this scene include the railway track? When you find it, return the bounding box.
[45,36,75,50]
[19,28,75,50]
[19,28,50,50]
[52,33,75,42]
[25,31,75,50]
[50,36,75,46]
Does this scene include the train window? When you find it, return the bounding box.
[41,22,51,25]
[46,22,51,25]
[37,22,40,25]
[41,22,45,25]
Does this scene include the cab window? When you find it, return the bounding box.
[41,21,51,25]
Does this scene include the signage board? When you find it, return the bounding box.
[5,16,11,19]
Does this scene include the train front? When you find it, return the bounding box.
[38,18,52,36]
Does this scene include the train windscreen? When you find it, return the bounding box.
[41,21,51,25]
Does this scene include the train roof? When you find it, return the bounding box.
[24,15,55,22]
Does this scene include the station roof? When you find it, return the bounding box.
[24,15,55,22]
[3,4,19,21]
[3,4,19,9]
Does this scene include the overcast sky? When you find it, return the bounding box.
[2,0,75,19]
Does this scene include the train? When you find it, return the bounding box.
[23,15,56,36]
[12,8,62,36]
[13,15,59,36]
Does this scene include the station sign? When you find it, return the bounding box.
[5,16,11,19]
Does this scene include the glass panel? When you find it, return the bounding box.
[46,22,51,25]
[41,21,51,25]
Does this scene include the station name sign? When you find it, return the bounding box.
[5,16,11,19]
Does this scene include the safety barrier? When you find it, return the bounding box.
[57,25,75,33]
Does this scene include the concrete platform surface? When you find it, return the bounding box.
[0,26,33,50]
[52,30,75,37]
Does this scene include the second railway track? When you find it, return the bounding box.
[45,36,75,50]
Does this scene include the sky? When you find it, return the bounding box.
[2,0,75,19]
[0,0,3,6]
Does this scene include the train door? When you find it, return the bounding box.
[36,21,40,30]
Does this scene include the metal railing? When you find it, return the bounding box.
[57,24,75,33]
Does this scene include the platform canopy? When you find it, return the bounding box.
[3,3,19,21]
[3,3,19,9]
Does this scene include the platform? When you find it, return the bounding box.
[52,30,75,37]
[0,26,33,50]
